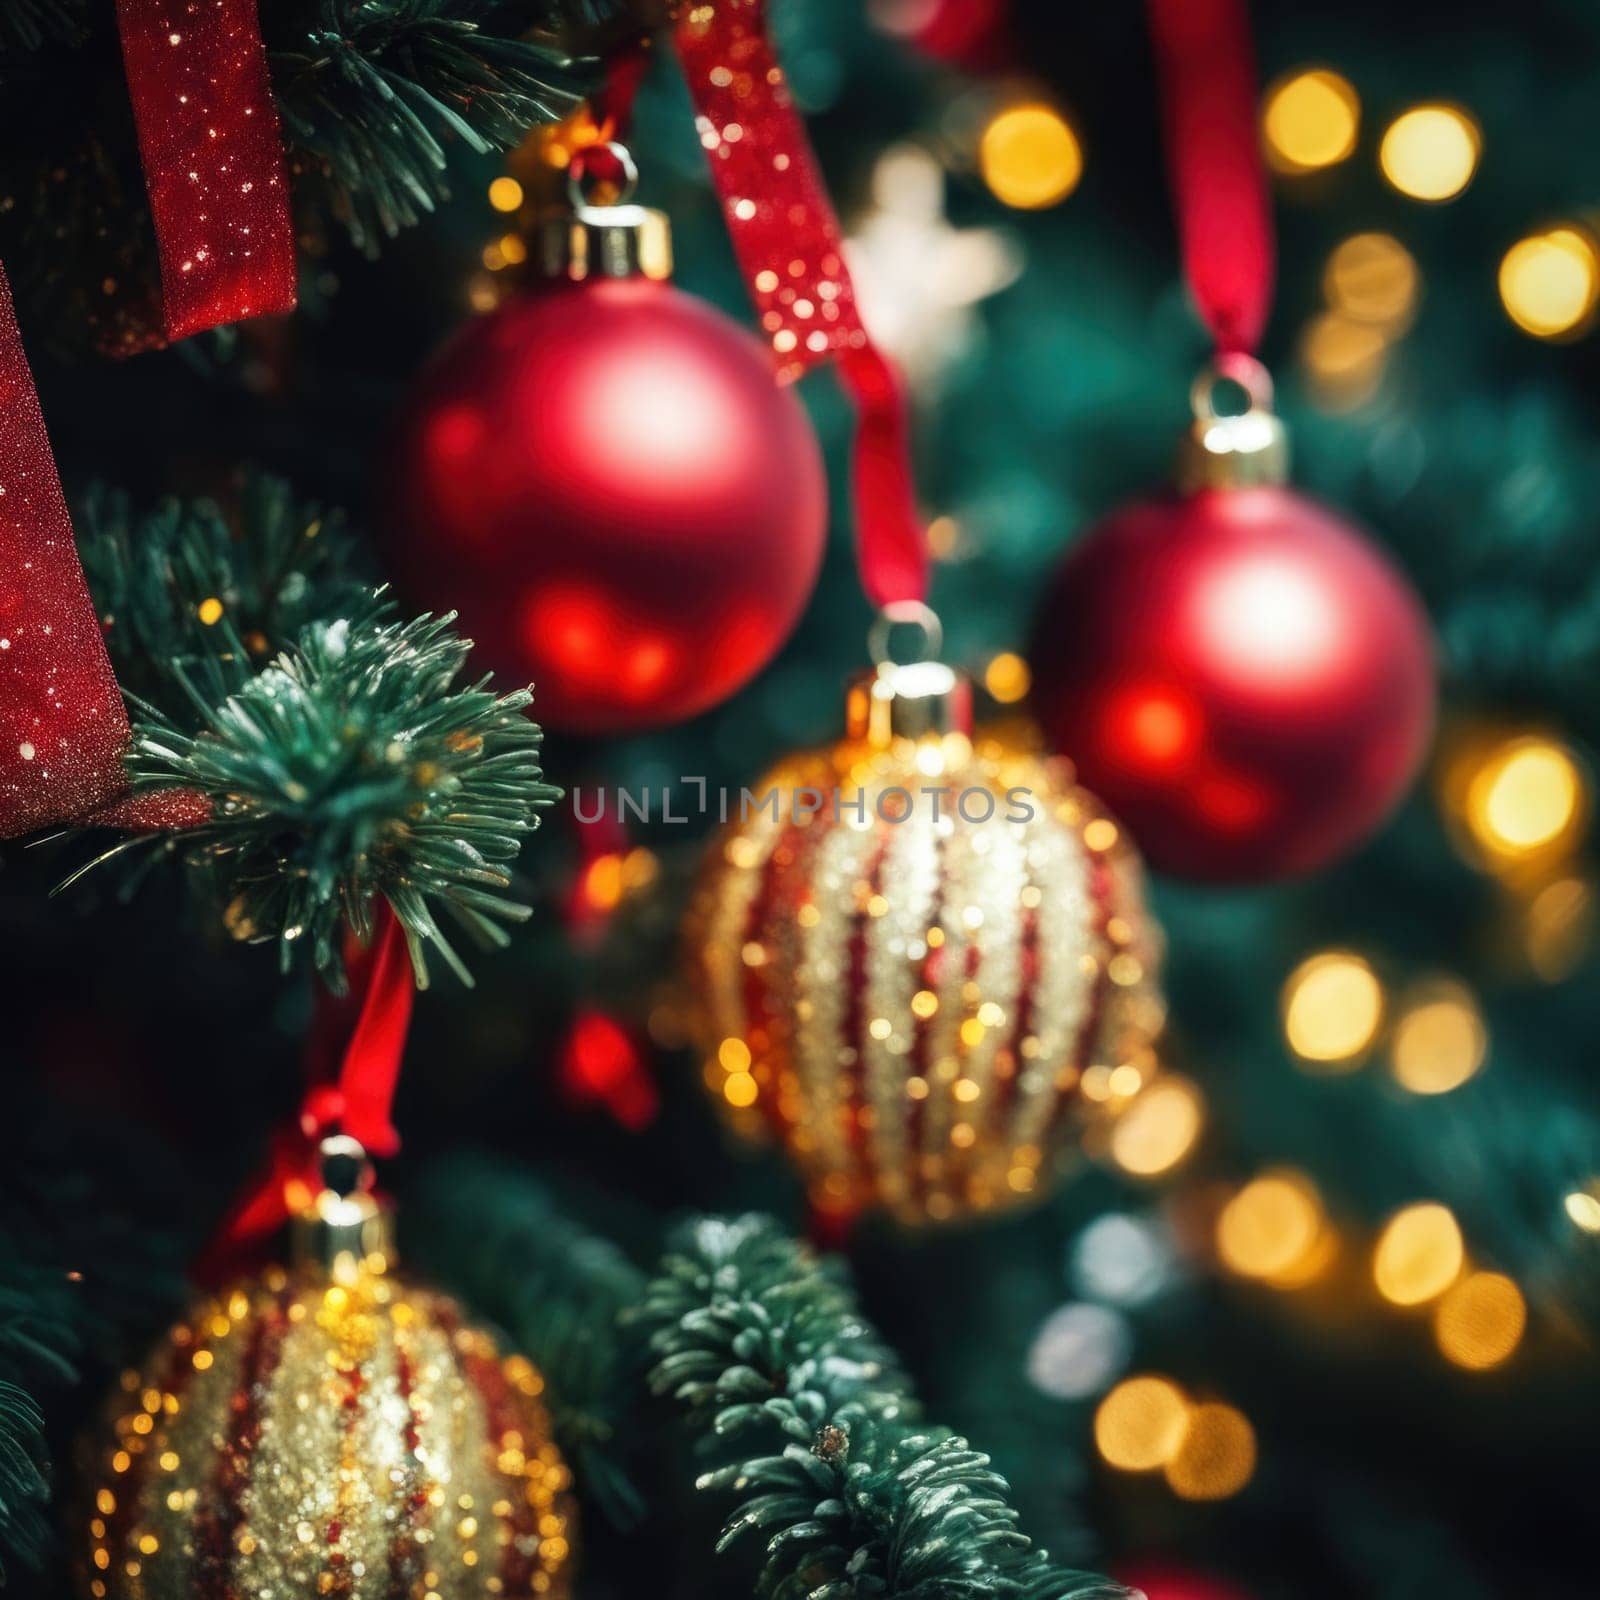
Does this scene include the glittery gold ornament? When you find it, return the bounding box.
[687,629,1164,1223]
[77,1142,575,1600]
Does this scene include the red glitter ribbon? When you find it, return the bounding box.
[195,906,415,1285]
[0,266,131,839]
[114,0,297,342]
[674,0,927,608]
[1146,0,1274,354]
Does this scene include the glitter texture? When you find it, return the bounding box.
[115,0,297,341]
[676,0,869,383]
[79,1265,576,1600]
[686,718,1165,1224]
[0,266,131,837]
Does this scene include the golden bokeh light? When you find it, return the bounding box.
[1281,951,1384,1069]
[1323,233,1419,329]
[1109,1074,1204,1178]
[1093,1376,1190,1472]
[1434,1272,1526,1370]
[1389,979,1488,1095]
[1261,68,1360,174]
[1373,1202,1465,1307]
[984,651,1032,705]
[1523,875,1594,983]
[1564,1187,1600,1232]
[1216,1170,1326,1283]
[487,176,524,213]
[1164,1402,1256,1500]
[1465,735,1586,865]
[979,105,1083,210]
[1499,227,1600,341]
[1379,105,1480,201]
[1299,311,1388,411]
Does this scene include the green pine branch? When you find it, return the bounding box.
[634,1217,1124,1600]
[0,0,85,54]
[269,0,598,254]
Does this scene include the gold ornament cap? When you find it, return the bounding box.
[848,603,973,745]
[288,1134,395,1284]
[1175,353,1290,491]
[535,141,673,283]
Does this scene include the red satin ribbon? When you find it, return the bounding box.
[114,0,297,343]
[674,0,928,609]
[1145,0,1273,355]
[194,905,414,1286]
[0,265,132,839]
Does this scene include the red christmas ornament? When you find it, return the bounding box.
[1031,362,1434,883]
[1115,1563,1252,1600]
[388,162,827,734]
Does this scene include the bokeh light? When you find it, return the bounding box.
[1216,1171,1326,1283]
[1094,1376,1190,1472]
[1109,1075,1204,1177]
[1379,105,1480,201]
[1281,951,1384,1069]
[1564,1186,1600,1233]
[1373,1202,1465,1306]
[1434,1272,1526,1370]
[984,651,1032,704]
[1027,1304,1133,1399]
[488,176,524,213]
[1389,979,1488,1095]
[1464,735,1587,866]
[1523,875,1594,983]
[1299,311,1389,411]
[1261,68,1360,174]
[1164,1403,1256,1500]
[1073,1213,1178,1307]
[1499,227,1600,341]
[1323,233,1420,329]
[979,104,1083,209]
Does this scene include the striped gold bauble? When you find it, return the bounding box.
[77,1156,575,1600]
[687,658,1164,1223]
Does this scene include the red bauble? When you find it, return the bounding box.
[1031,485,1435,882]
[388,276,827,733]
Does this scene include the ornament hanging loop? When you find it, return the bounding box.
[289,1133,395,1282]
[539,140,672,283]
[856,602,968,744]
[566,140,640,212]
[868,600,943,668]
[1177,352,1289,492]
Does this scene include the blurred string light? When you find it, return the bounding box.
[846,143,1022,388]
[978,102,1083,209]
[983,651,1031,704]
[1215,1170,1333,1287]
[1301,233,1421,412]
[1026,1303,1133,1399]
[1388,978,1488,1095]
[1521,874,1595,982]
[1260,67,1360,175]
[1107,1073,1205,1177]
[1379,104,1481,201]
[1373,1202,1464,1306]
[1281,951,1384,1070]
[488,176,524,213]
[1442,730,1589,876]
[1563,1184,1600,1233]
[1073,1212,1178,1307]
[1433,1271,1526,1370]
[1094,1377,1256,1500]
[1499,226,1600,341]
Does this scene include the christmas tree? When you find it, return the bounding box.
[1,2,1596,1598]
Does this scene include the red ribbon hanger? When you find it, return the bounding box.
[194,905,415,1286]
[1145,0,1274,358]
[674,0,928,610]
[113,0,298,344]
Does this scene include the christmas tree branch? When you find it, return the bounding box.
[634,1216,1125,1600]
[270,0,601,253]
[69,479,560,989]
